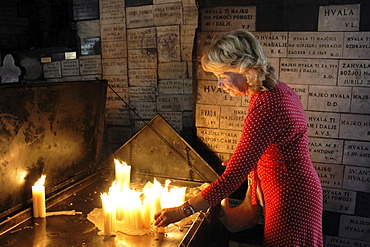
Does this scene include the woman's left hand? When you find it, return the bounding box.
[154,206,184,227]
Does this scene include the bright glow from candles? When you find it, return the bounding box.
[114,159,131,188]
[18,170,28,184]
[32,175,46,218]
[101,192,116,236]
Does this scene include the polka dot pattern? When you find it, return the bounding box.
[202,81,323,246]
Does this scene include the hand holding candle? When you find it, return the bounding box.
[32,175,46,218]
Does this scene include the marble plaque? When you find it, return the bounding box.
[252,32,288,58]
[61,59,79,76]
[325,236,370,247]
[220,106,247,131]
[153,3,182,26]
[287,32,343,59]
[280,58,338,85]
[183,78,192,94]
[314,163,343,188]
[102,41,127,58]
[129,86,156,102]
[308,86,351,112]
[105,108,131,126]
[73,4,99,21]
[77,20,101,39]
[79,55,102,75]
[306,111,340,138]
[200,6,256,31]
[157,25,181,62]
[339,114,370,141]
[309,137,343,164]
[183,6,198,25]
[157,95,183,111]
[343,32,370,59]
[158,111,182,131]
[351,87,370,114]
[102,58,127,76]
[81,38,101,55]
[181,25,196,44]
[126,5,154,29]
[339,215,370,241]
[127,27,157,49]
[323,188,356,214]
[197,127,242,154]
[158,62,187,79]
[181,43,193,62]
[318,4,360,31]
[343,166,370,193]
[195,104,221,129]
[105,91,129,109]
[183,94,192,111]
[158,79,183,94]
[104,75,128,93]
[343,141,370,167]
[130,101,156,120]
[99,0,125,25]
[128,68,157,87]
[100,23,126,42]
[288,85,308,109]
[128,49,157,69]
[43,61,61,78]
[197,80,242,106]
[338,60,370,87]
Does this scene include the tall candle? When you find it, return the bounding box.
[101,193,116,236]
[114,159,131,188]
[32,175,46,218]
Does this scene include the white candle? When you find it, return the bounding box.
[114,159,131,188]
[32,175,46,218]
[101,193,116,236]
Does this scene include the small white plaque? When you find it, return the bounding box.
[100,23,126,42]
[287,32,343,58]
[157,95,183,111]
[306,111,340,138]
[43,61,61,78]
[280,58,338,85]
[314,163,343,188]
[343,32,370,59]
[308,86,351,112]
[343,166,370,193]
[351,87,370,114]
[339,114,370,141]
[195,104,221,129]
[153,3,182,26]
[200,6,256,31]
[309,137,343,164]
[128,49,157,69]
[323,188,356,214]
[157,25,181,62]
[104,75,128,93]
[252,32,288,58]
[129,86,156,102]
[126,5,154,29]
[128,68,157,87]
[61,59,79,76]
[343,140,370,167]
[158,79,183,94]
[102,41,127,58]
[102,58,127,76]
[197,80,242,106]
[127,27,157,49]
[338,60,370,87]
[79,55,102,75]
[197,127,242,153]
[158,62,187,79]
[220,106,248,131]
[325,236,370,247]
[339,215,370,241]
[318,4,360,31]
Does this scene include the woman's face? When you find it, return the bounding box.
[215,72,249,97]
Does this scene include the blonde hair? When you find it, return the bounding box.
[201,30,277,94]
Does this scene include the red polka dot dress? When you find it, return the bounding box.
[202,81,323,246]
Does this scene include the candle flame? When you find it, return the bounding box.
[114,159,128,167]
[34,174,46,186]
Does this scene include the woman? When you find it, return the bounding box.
[154,29,323,246]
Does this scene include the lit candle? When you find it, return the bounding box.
[114,159,131,188]
[32,175,46,218]
[101,192,116,236]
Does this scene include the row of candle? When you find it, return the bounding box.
[101,159,187,236]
